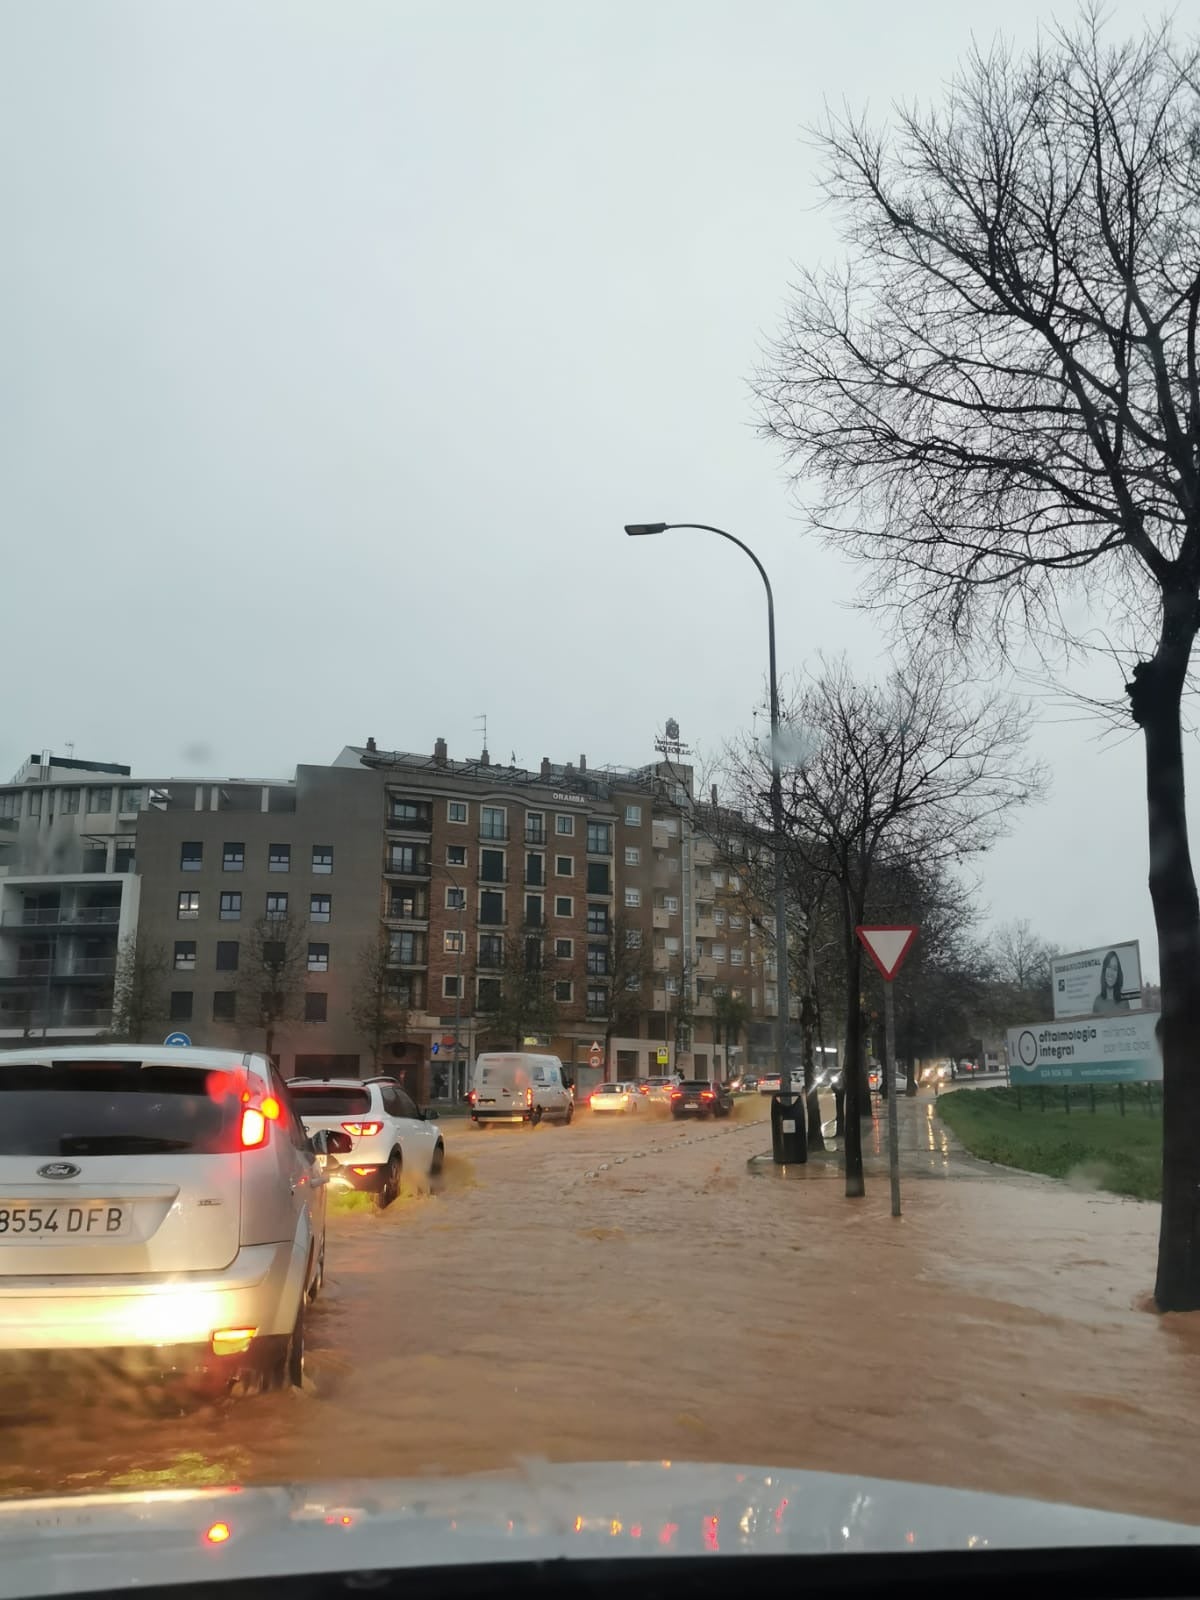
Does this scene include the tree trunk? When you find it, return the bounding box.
[798,913,825,1151]
[842,898,866,1197]
[1130,610,1200,1311]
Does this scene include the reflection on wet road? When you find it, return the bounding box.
[3,1093,1199,1526]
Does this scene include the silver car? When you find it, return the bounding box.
[0,1045,347,1391]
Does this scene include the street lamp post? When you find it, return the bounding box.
[625,522,793,1115]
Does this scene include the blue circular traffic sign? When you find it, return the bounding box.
[163,1032,192,1047]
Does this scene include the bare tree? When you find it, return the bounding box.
[476,932,560,1049]
[109,937,170,1042]
[756,13,1200,1305]
[350,931,411,1072]
[599,911,653,1069]
[235,913,308,1061]
[727,655,1040,1196]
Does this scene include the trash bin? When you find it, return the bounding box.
[771,1093,808,1165]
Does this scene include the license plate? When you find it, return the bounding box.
[0,1203,130,1240]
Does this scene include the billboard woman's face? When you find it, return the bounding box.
[1103,953,1120,989]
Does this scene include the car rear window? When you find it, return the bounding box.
[288,1084,372,1116]
[594,1084,620,1094]
[0,1060,242,1157]
[681,1080,714,1089]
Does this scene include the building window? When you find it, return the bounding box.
[525,812,545,844]
[713,944,727,963]
[442,975,461,999]
[730,914,744,930]
[312,845,333,874]
[177,891,200,920]
[714,908,726,926]
[169,990,193,1021]
[87,787,113,813]
[554,937,573,959]
[114,845,135,873]
[310,894,332,923]
[480,805,507,840]
[59,788,80,815]
[477,976,502,1010]
[216,940,239,971]
[223,842,245,872]
[525,852,544,885]
[29,792,44,819]
[388,843,428,874]
[390,799,428,826]
[587,986,607,1016]
[524,894,543,927]
[478,933,504,968]
[624,887,641,908]
[625,927,643,949]
[444,929,464,954]
[555,855,573,877]
[624,846,641,866]
[219,892,242,921]
[586,821,611,854]
[447,800,468,824]
[665,936,681,955]
[479,890,504,925]
[212,990,236,1021]
[389,930,424,964]
[625,972,641,991]
[308,942,329,973]
[586,862,611,895]
[555,813,575,837]
[480,848,506,883]
[665,975,679,994]
[0,793,19,819]
[711,870,726,888]
[268,843,290,873]
[587,945,609,976]
[180,841,203,872]
[731,948,745,965]
[444,885,467,911]
[664,895,679,913]
[119,786,144,812]
[266,892,289,920]
[173,941,196,971]
[587,905,608,936]
[555,980,573,1003]
[624,804,642,826]
[553,895,572,918]
[729,874,741,892]
[305,992,328,1023]
[447,845,467,867]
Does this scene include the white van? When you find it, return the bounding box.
[468,1052,574,1127]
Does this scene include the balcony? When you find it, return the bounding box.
[695,916,716,939]
[387,806,432,832]
[385,855,431,878]
[479,826,509,843]
[0,906,121,929]
[693,839,716,866]
[652,908,672,929]
[0,958,116,981]
[695,954,718,979]
[694,995,715,1017]
[653,859,680,889]
[524,827,546,846]
[652,989,668,1011]
[386,895,429,922]
[651,824,674,851]
[478,872,508,887]
[652,949,673,972]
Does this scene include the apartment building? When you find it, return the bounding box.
[0,753,142,1042]
[132,764,386,1078]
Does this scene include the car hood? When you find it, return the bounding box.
[0,1460,1194,1597]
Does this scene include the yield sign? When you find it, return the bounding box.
[856,924,918,981]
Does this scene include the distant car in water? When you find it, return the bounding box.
[730,1073,760,1094]
[588,1082,640,1114]
[670,1080,734,1119]
[637,1075,678,1105]
[757,1073,782,1095]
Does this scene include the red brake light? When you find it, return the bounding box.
[525,1086,533,1106]
[467,1089,477,1106]
[341,1121,383,1137]
[700,1090,714,1100]
[670,1090,683,1099]
[240,1107,268,1149]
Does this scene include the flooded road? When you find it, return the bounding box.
[3,1093,1198,1524]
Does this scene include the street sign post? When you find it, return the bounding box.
[855,925,919,1218]
[588,1040,603,1071]
[656,1046,669,1068]
[163,1032,191,1048]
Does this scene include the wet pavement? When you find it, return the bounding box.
[2,1093,1198,1525]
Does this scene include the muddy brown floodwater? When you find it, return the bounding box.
[3,1094,1199,1522]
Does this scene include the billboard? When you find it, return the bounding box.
[1006,1012,1160,1085]
[1051,941,1142,1019]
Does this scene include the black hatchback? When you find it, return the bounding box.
[669,1079,734,1119]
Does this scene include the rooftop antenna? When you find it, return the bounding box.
[474,712,489,764]
[65,741,75,759]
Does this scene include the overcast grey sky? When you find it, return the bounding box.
[0,0,1170,974]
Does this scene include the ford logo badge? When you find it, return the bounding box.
[37,1162,80,1180]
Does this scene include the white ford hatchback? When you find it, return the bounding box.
[0,1045,345,1391]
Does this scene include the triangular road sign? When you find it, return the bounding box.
[856,924,918,981]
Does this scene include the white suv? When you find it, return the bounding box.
[0,1045,343,1391]
[288,1076,444,1206]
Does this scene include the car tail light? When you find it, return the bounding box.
[701,1090,714,1100]
[467,1089,477,1106]
[525,1086,533,1107]
[211,1327,257,1356]
[240,1107,268,1148]
[204,1521,232,1546]
[341,1121,383,1137]
[670,1090,683,1100]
